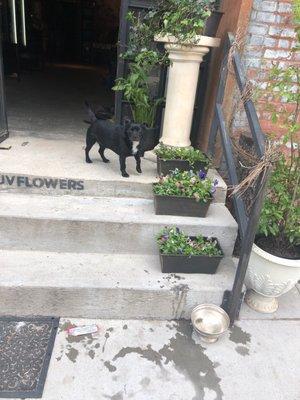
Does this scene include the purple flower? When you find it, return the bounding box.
[198,170,207,180]
[213,179,219,186]
[211,186,217,194]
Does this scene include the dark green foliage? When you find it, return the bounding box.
[157,227,223,256]
[155,143,211,167]
[259,156,300,246]
[153,169,217,202]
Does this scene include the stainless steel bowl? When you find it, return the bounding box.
[191,304,230,343]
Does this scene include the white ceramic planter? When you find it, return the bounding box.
[154,34,220,148]
[245,243,300,313]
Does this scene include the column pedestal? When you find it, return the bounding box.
[155,35,220,148]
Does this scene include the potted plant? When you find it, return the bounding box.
[241,12,300,313]
[151,0,221,148]
[155,143,211,175]
[245,152,300,313]
[153,169,218,217]
[157,227,223,273]
[113,50,164,153]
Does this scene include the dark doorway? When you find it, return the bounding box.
[0,0,120,137]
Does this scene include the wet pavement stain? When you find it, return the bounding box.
[140,377,151,388]
[101,328,115,353]
[65,346,79,363]
[104,360,117,372]
[229,325,251,345]
[88,349,95,359]
[159,321,223,400]
[103,391,123,400]
[113,344,163,367]
[110,321,223,400]
[235,346,250,356]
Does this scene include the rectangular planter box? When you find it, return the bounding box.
[154,194,212,217]
[159,237,223,274]
[157,156,209,176]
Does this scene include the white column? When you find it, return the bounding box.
[155,36,220,148]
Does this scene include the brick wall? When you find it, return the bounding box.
[242,0,299,137]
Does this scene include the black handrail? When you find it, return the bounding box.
[208,33,265,239]
[208,33,269,324]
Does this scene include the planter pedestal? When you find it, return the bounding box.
[245,244,300,314]
[155,35,220,148]
[245,290,279,313]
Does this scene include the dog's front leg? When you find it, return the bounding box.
[135,154,142,174]
[119,155,129,178]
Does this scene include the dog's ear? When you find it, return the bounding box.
[123,117,131,128]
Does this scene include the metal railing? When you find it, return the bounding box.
[208,33,265,239]
[208,33,269,324]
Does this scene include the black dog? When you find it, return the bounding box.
[85,104,144,178]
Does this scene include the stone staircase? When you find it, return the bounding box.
[0,134,238,319]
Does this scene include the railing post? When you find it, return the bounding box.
[222,167,272,324]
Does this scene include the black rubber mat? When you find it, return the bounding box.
[0,316,59,398]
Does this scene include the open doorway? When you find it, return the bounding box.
[1,0,120,137]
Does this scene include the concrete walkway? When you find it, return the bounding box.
[5,289,300,400]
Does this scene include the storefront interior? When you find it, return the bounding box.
[1,0,120,137]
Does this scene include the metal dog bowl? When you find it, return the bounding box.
[191,304,230,343]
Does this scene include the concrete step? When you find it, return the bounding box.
[0,249,236,319]
[0,135,227,202]
[0,193,238,256]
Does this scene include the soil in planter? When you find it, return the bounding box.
[255,236,300,260]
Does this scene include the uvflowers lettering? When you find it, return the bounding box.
[0,175,84,191]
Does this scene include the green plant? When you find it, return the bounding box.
[259,157,300,246]
[155,143,211,167]
[154,0,217,43]
[113,50,164,127]
[157,227,223,256]
[258,2,300,248]
[153,169,217,202]
[114,0,218,125]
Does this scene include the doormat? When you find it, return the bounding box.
[0,316,59,398]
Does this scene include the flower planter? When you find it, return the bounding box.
[244,243,300,313]
[154,193,211,217]
[157,156,209,176]
[159,237,223,274]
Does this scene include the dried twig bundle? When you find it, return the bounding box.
[230,141,279,198]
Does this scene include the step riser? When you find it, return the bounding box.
[0,174,153,199]
[0,172,227,203]
[0,286,225,320]
[0,216,237,256]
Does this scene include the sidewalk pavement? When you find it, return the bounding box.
[5,286,300,400]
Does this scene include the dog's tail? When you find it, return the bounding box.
[84,101,97,124]
[84,101,114,124]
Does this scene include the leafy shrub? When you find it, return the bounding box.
[157,227,223,256]
[153,169,218,202]
[155,143,211,167]
[258,156,300,246]
[155,0,217,43]
[113,50,164,127]
[257,5,300,249]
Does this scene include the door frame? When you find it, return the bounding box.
[0,1,8,143]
